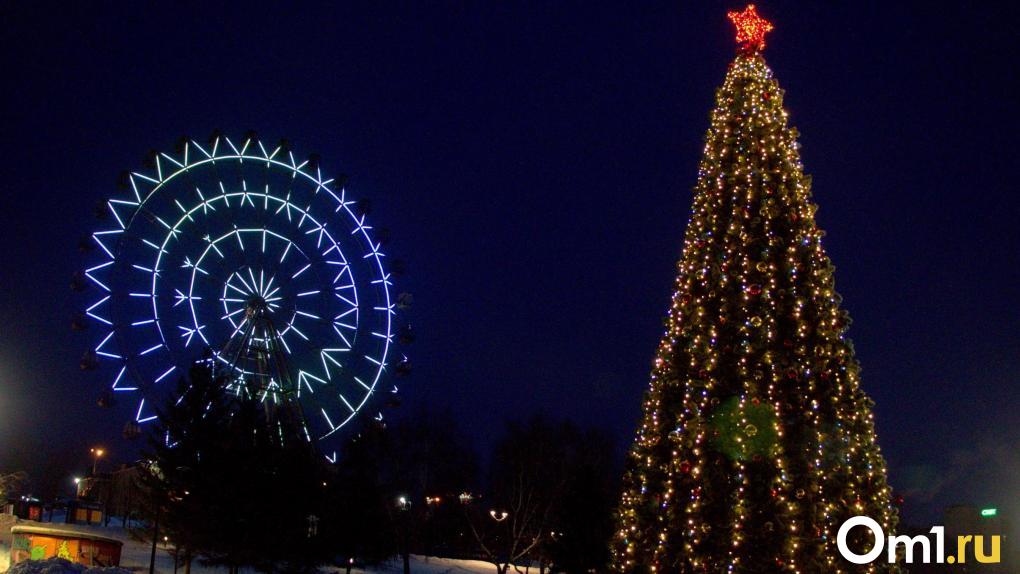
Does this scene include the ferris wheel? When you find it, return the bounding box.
[76,133,409,457]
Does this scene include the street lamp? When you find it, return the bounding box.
[395,496,412,573]
[489,509,509,522]
[90,447,105,475]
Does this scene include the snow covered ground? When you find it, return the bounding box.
[0,518,501,574]
[6,557,129,574]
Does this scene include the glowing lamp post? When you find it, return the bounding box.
[90,448,105,475]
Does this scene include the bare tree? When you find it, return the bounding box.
[0,471,28,500]
[464,418,573,574]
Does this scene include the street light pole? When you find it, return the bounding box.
[90,448,105,475]
[149,502,160,574]
[397,496,411,574]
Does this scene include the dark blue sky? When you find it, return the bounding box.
[1,2,1018,525]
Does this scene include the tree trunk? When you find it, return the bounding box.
[401,514,411,574]
[148,504,160,574]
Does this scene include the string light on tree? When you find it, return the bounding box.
[613,6,900,573]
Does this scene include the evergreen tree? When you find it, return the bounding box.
[329,425,399,568]
[614,7,900,573]
[139,363,234,573]
[141,362,333,574]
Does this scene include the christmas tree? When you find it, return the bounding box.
[614,6,900,573]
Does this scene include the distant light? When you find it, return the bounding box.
[981,508,998,517]
[73,477,81,484]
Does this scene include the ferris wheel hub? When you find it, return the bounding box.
[245,295,269,314]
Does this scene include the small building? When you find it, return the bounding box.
[64,500,104,525]
[6,498,44,522]
[9,525,122,567]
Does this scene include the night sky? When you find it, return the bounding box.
[1,2,1018,526]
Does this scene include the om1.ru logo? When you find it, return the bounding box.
[838,515,1001,565]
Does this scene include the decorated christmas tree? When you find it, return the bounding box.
[614,6,900,573]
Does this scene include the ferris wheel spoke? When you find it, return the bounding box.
[338,393,355,413]
[288,321,310,341]
[135,398,158,424]
[353,376,372,392]
[95,331,122,360]
[86,295,112,326]
[232,271,254,294]
[225,282,248,297]
[291,263,311,279]
[91,229,121,259]
[277,240,293,263]
[319,408,337,432]
[246,268,260,293]
[331,326,353,349]
[154,365,177,383]
[106,199,138,230]
[177,324,203,347]
[173,199,196,223]
[334,292,357,307]
[111,366,136,392]
[207,239,225,258]
[276,331,293,354]
[138,342,163,356]
[320,349,346,379]
[371,331,393,344]
[221,307,245,321]
[264,282,281,300]
[241,184,257,209]
[298,370,328,391]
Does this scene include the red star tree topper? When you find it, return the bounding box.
[728,4,773,51]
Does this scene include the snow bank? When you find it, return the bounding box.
[5,558,130,574]
[363,556,497,573]
[0,522,500,574]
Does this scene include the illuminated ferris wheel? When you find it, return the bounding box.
[76,134,408,456]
